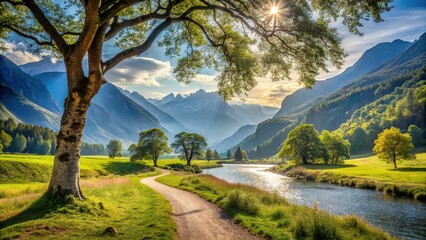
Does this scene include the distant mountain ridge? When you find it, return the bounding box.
[150,89,277,144]
[274,39,412,118]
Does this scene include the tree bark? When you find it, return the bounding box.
[47,90,90,200]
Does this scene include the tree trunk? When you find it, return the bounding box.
[153,158,158,167]
[47,90,90,201]
[393,159,397,169]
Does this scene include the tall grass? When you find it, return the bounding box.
[157,174,395,240]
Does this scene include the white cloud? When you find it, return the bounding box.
[105,57,173,87]
[1,41,41,65]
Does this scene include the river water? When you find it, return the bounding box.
[203,164,426,240]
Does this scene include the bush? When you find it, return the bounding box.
[165,163,203,173]
[223,190,259,215]
[294,213,342,240]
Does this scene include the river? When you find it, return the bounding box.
[203,164,426,240]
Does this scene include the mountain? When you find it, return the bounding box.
[127,91,188,135]
[305,33,426,131]
[20,57,65,76]
[0,83,61,130]
[230,104,278,125]
[213,124,257,153]
[233,34,425,159]
[274,39,412,118]
[34,71,164,144]
[0,55,60,114]
[150,89,274,144]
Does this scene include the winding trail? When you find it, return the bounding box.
[141,169,260,240]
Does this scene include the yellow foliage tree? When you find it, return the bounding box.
[373,127,415,168]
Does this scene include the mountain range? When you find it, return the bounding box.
[0,57,276,146]
[234,32,426,159]
[148,90,277,144]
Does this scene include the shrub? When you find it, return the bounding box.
[223,190,259,215]
[270,208,286,221]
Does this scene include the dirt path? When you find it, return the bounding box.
[140,170,260,240]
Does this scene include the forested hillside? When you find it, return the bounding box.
[237,33,426,159]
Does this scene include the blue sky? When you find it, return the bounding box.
[2,0,426,107]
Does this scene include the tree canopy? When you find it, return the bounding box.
[278,124,324,165]
[0,0,392,99]
[107,139,122,159]
[130,128,171,166]
[373,127,415,168]
[171,132,207,166]
[320,130,350,164]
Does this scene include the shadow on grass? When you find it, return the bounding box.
[0,194,58,229]
[304,164,356,170]
[103,161,154,175]
[389,167,426,172]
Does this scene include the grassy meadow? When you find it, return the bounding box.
[0,154,227,239]
[272,152,426,200]
[157,173,395,240]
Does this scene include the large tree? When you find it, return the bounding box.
[171,132,207,166]
[373,127,415,168]
[278,124,324,165]
[320,130,350,164]
[0,0,391,200]
[130,128,171,166]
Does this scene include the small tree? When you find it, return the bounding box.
[0,130,12,152]
[171,132,207,166]
[373,127,415,168]
[242,150,248,161]
[107,140,122,159]
[127,143,138,160]
[320,130,350,164]
[278,124,324,165]
[131,128,171,166]
[226,150,232,160]
[234,146,243,161]
[213,150,220,160]
[205,148,213,162]
[408,125,424,147]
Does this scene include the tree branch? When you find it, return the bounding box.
[21,0,68,52]
[1,25,52,46]
[103,17,179,73]
[72,0,101,59]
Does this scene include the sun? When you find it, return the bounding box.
[270,6,279,15]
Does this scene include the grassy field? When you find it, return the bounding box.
[0,154,178,239]
[157,174,395,240]
[272,152,426,200]
[304,152,426,184]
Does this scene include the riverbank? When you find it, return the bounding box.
[157,173,395,240]
[270,153,426,201]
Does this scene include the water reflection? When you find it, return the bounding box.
[203,164,426,240]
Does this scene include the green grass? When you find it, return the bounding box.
[140,158,223,169]
[0,172,176,239]
[272,152,426,200]
[305,153,426,184]
[157,174,394,240]
[0,154,176,239]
